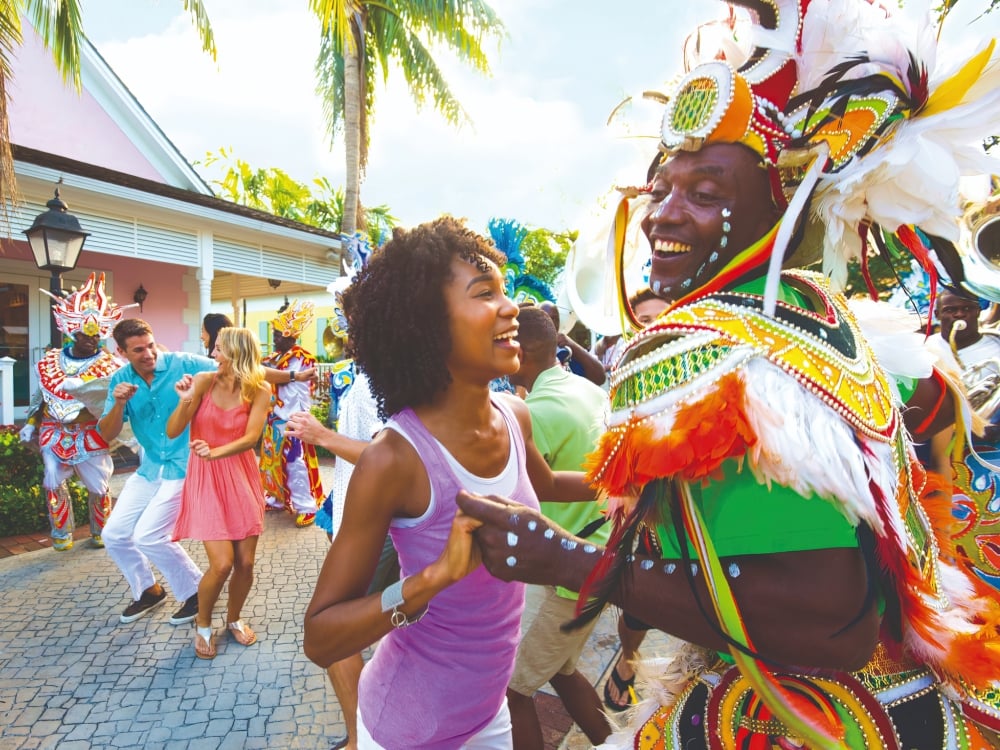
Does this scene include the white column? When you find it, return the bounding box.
[197,231,215,322]
[0,356,15,425]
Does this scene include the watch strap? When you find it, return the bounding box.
[380,577,405,613]
[379,576,426,629]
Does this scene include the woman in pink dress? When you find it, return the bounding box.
[167,327,272,659]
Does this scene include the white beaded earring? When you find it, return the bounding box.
[720,207,732,249]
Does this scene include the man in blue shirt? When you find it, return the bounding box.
[99,318,215,625]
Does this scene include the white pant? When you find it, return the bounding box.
[102,473,202,601]
[356,698,512,750]
[41,450,113,494]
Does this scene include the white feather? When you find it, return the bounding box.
[848,299,934,383]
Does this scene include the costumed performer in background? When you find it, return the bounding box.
[260,299,325,527]
[21,272,127,551]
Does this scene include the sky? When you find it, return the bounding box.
[80,0,999,238]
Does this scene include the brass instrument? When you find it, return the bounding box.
[950,320,1000,425]
[950,191,1000,423]
[958,193,1000,303]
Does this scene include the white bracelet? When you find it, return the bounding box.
[380,576,426,628]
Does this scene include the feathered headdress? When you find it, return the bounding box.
[487,217,555,305]
[777,0,1000,318]
[40,272,134,338]
[639,0,1000,319]
[327,233,376,341]
[272,299,315,339]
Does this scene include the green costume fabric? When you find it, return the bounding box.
[653,461,859,559]
[649,278,858,559]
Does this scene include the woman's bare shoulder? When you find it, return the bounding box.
[352,426,428,512]
[495,392,531,432]
[359,426,420,471]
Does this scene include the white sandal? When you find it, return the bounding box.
[194,625,216,659]
[227,620,258,647]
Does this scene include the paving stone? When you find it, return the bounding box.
[61,703,92,724]
[147,726,173,742]
[231,703,257,720]
[62,723,96,741]
[110,731,145,747]
[171,721,208,740]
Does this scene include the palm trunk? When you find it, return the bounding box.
[341,23,363,239]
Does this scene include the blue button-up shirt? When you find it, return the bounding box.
[102,351,216,480]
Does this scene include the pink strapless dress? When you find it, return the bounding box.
[173,390,265,541]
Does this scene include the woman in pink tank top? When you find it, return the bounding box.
[167,327,272,660]
[303,218,595,749]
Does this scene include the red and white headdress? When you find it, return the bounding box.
[40,272,132,338]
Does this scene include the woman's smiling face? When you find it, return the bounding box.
[442,255,520,383]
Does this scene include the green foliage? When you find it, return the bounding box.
[519,228,578,287]
[842,241,921,301]
[0,427,88,537]
[307,401,335,459]
[199,148,398,249]
[934,0,1000,26]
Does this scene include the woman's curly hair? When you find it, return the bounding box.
[341,216,507,420]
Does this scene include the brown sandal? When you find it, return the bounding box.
[227,620,257,647]
[195,626,216,659]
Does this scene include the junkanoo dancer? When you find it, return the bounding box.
[459,1,1000,747]
[21,272,127,551]
[260,299,325,527]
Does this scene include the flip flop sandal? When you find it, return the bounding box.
[195,626,216,660]
[603,657,637,712]
[227,620,258,647]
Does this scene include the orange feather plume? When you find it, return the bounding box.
[587,372,757,502]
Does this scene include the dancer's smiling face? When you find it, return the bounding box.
[641,143,780,299]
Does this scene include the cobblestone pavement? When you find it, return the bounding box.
[0,507,338,750]
[0,462,673,750]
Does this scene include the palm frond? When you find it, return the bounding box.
[310,0,362,56]
[0,5,21,82]
[181,0,217,62]
[315,32,347,136]
[384,25,466,126]
[0,4,20,210]
[25,0,85,89]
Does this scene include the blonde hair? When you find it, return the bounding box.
[216,327,265,402]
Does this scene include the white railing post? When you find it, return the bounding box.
[0,357,15,425]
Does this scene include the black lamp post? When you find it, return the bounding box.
[24,188,90,348]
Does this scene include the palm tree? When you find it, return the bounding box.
[0,0,215,208]
[310,0,504,237]
[202,147,398,248]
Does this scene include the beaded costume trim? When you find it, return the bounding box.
[37,348,121,423]
[608,272,896,442]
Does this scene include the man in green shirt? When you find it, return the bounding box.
[505,305,610,749]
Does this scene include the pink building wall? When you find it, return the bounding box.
[7,24,167,183]
[5,239,192,350]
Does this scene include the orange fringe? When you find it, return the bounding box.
[586,372,757,500]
